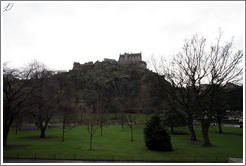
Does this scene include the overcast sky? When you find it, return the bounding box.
[1,1,245,71]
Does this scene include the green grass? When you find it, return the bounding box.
[4,124,243,162]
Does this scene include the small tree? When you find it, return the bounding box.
[97,108,108,136]
[82,105,99,151]
[125,113,137,142]
[95,82,109,136]
[80,89,99,151]
[144,115,172,151]
[124,97,139,142]
[54,72,77,142]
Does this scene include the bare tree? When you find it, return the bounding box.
[149,56,197,141]
[204,31,243,134]
[125,113,136,142]
[3,64,33,146]
[27,61,57,138]
[124,97,139,142]
[163,31,242,146]
[54,72,77,142]
[79,89,100,151]
[94,82,109,136]
[81,104,99,151]
[96,102,108,136]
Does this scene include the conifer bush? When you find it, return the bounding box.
[144,114,173,151]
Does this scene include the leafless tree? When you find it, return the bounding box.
[27,61,57,138]
[3,63,33,146]
[125,113,136,142]
[79,89,100,151]
[158,31,242,146]
[54,72,77,142]
[94,82,109,136]
[124,97,139,142]
[96,100,108,136]
[81,104,99,151]
[149,56,197,140]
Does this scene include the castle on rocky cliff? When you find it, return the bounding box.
[73,52,147,70]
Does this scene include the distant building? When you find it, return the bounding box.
[104,58,117,64]
[118,52,147,68]
[72,61,93,70]
[72,52,147,70]
[73,62,82,70]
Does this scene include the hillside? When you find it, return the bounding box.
[66,61,171,114]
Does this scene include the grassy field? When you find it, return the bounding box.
[3,124,243,162]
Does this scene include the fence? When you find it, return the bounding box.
[3,153,243,163]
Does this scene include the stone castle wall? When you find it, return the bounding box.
[118,53,142,64]
[73,52,147,70]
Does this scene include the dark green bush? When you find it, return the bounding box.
[144,114,173,151]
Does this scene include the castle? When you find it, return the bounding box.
[118,52,147,68]
[73,52,147,70]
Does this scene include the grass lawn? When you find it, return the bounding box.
[3,124,243,162]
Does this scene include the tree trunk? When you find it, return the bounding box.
[187,121,197,141]
[40,127,46,138]
[201,123,212,146]
[100,124,103,136]
[3,126,10,147]
[15,124,18,135]
[62,118,65,142]
[3,117,13,147]
[170,126,174,134]
[40,119,50,138]
[89,127,93,151]
[130,125,133,141]
[217,118,223,133]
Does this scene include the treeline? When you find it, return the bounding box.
[3,60,169,148]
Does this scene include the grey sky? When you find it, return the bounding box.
[1,1,245,71]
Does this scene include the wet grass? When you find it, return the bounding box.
[3,124,243,162]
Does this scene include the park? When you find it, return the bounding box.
[3,113,243,163]
[2,2,244,163]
